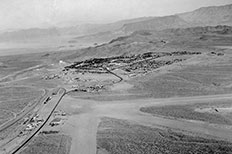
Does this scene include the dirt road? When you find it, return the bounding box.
[67,113,99,154]
[0,89,48,134]
[0,88,65,154]
[59,93,232,154]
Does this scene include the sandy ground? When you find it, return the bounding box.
[0,29,232,153]
[56,93,232,154]
[57,97,98,154]
[66,113,99,154]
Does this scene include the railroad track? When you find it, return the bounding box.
[7,88,66,154]
[0,89,49,134]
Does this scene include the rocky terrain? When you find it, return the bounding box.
[1,3,232,154]
[1,4,232,47]
[123,4,232,33]
[97,117,232,154]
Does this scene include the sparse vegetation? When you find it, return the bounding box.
[19,134,71,154]
[129,61,232,98]
[0,10,232,154]
[40,130,59,134]
[97,118,232,154]
[0,87,43,124]
[140,104,232,125]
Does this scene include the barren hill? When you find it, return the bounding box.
[1,3,232,43]
[122,15,190,33]
[179,4,232,26]
[122,4,232,33]
[165,25,232,35]
[62,25,232,62]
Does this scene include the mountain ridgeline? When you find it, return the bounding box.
[122,4,232,33]
[0,3,232,41]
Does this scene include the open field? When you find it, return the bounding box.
[0,111,15,127]
[1,25,232,154]
[128,51,232,98]
[0,86,43,125]
[48,93,232,154]
[19,134,71,154]
[0,119,23,140]
[0,60,39,74]
[140,101,232,125]
[0,86,44,151]
[97,117,232,154]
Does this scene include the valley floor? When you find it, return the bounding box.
[1,26,232,154]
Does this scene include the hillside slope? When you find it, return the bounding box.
[179,4,232,26]
[0,17,153,42]
[122,4,232,33]
[62,25,232,62]
[1,3,232,42]
[122,15,190,33]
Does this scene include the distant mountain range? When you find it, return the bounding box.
[0,28,60,41]
[179,4,232,26]
[61,24,232,61]
[0,17,153,42]
[121,15,190,33]
[0,3,232,41]
[122,4,232,33]
[59,17,154,36]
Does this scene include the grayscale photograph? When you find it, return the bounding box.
[1,0,232,153]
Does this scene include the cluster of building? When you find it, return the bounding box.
[43,74,61,80]
[122,59,184,74]
[210,51,224,56]
[53,110,66,116]
[39,51,202,95]
[49,118,62,127]
[72,85,105,93]
[24,114,44,131]
[49,110,66,127]
[63,51,201,77]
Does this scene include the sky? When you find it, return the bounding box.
[0,0,232,31]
